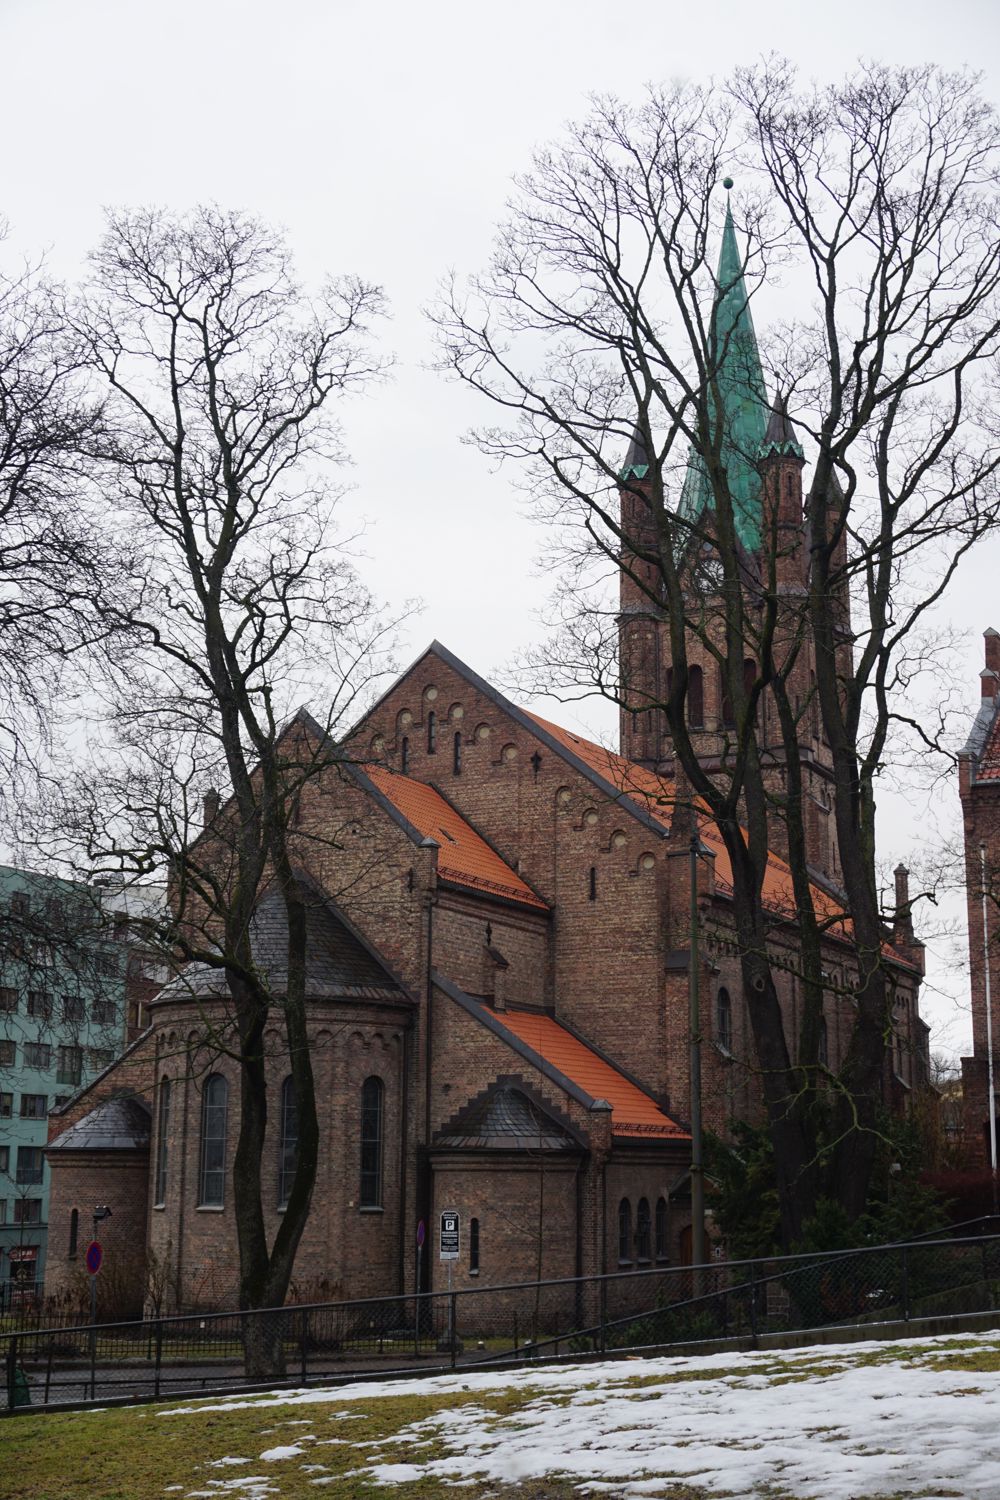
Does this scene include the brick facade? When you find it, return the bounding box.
[43,634,925,1314]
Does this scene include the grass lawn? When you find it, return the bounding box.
[4,1332,1000,1500]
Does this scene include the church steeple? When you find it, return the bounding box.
[676,185,769,554]
[620,420,651,481]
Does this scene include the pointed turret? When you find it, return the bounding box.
[676,186,769,556]
[761,392,805,461]
[620,420,650,481]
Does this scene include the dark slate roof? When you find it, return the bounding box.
[47,1096,151,1153]
[153,884,410,1006]
[620,420,650,480]
[760,393,805,460]
[435,1083,580,1151]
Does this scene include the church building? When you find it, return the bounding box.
[40,214,930,1319]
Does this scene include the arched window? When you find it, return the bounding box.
[360,1076,384,1207]
[453,731,462,775]
[818,1016,829,1069]
[68,1207,79,1259]
[470,1216,480,1273]
[688,665,704,728]
[636,1197,651,1261]
[278,1075,298,1209]
[655,1197,668,1261]
[198,1073,228,1207]
[427,710,437,754]
[154,1077,171,1207]
[400,735,410,774]
[617,1197,632,1264]
[717,988,733,1052]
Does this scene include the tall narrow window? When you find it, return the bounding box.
[617,1197,632,1263]
[589,866,597,901]
[427,710,437,754]
[400,735,410,773]
[636,1197,651,1261]
[360,1076,384,1207]
[655,1197,668,1261]
[278,1075,298,1208]
[68,1208,79,1259]
[453,731,462,775]
[199,1073,228,1207]
[470,1216,480,1273]
[717,988,732,1051]
[818,1016,829,1069]
[154,1078,171,1207]
[688,665,704,728]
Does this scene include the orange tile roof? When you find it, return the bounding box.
[363,765,548,911]
[491,1007,688,1140]
[527,711,908,964]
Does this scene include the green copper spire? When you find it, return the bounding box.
[676,193,768,554]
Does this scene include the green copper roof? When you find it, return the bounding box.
[676,201,768,553]
[619,421,650,481]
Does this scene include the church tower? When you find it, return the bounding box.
[617,198,846,886]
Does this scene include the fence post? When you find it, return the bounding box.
[6,1335,16,1412]
[154,1319,163,1402]
[749,1266,758,1346]
[901,1246,910,1323]
[89,1317,98,1402]
[449,1292,457,1370]
[599,1276,607,1355]
[300,1310,309,1383]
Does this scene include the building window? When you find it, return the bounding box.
[16,1147,44,1186]
[470,1216,480,1273]
[92,999,117,1026]
[56,1046,82,1086]
[69,1208,79,1259]
[0,1146,8,1173]
[427,710,437,754]
[688,665,704,728]
[453,731,462,775]
[27,991,49,1018]
[618,1198,632,1264]
[20,1094,47,1119]
[62,994,85,1024]
[636,1197,651,1261]
[278,1075,298,1209]
[14,1199,42,1225]
[98,951,120,977]
[0,1093,11,1118]
[655,1197,668,1260]
[717,988,733,1051]
[0,987,17,1012]
[198,1073,228,1207]
[88,1048,114,1073]
[0,1040,14,1067]
[589,866,597,901]
[154,1078,171,1207]
[23,1042,50,1069]
[0,1200,6,1224]
[818,1016,829,1069]
[359,1076,384,1208]
[401,735,410,773]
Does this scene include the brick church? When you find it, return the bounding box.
[41,211,929,1317]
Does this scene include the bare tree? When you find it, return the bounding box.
[48,206,394,1374]
[434,64,1000,1243]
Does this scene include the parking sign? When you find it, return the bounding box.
[439,1209,460,1261]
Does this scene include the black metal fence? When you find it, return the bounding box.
[6,1226,1000,1413]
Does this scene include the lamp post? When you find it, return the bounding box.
[689,832,705,1294]
[980,845,998,1216]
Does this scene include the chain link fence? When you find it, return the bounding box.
[5,1226,1000,1412]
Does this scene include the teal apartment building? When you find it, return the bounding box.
[0,867,133,1299]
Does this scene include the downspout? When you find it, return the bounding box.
[397,1016,412,1297]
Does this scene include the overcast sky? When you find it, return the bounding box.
[2,0,998,1054]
